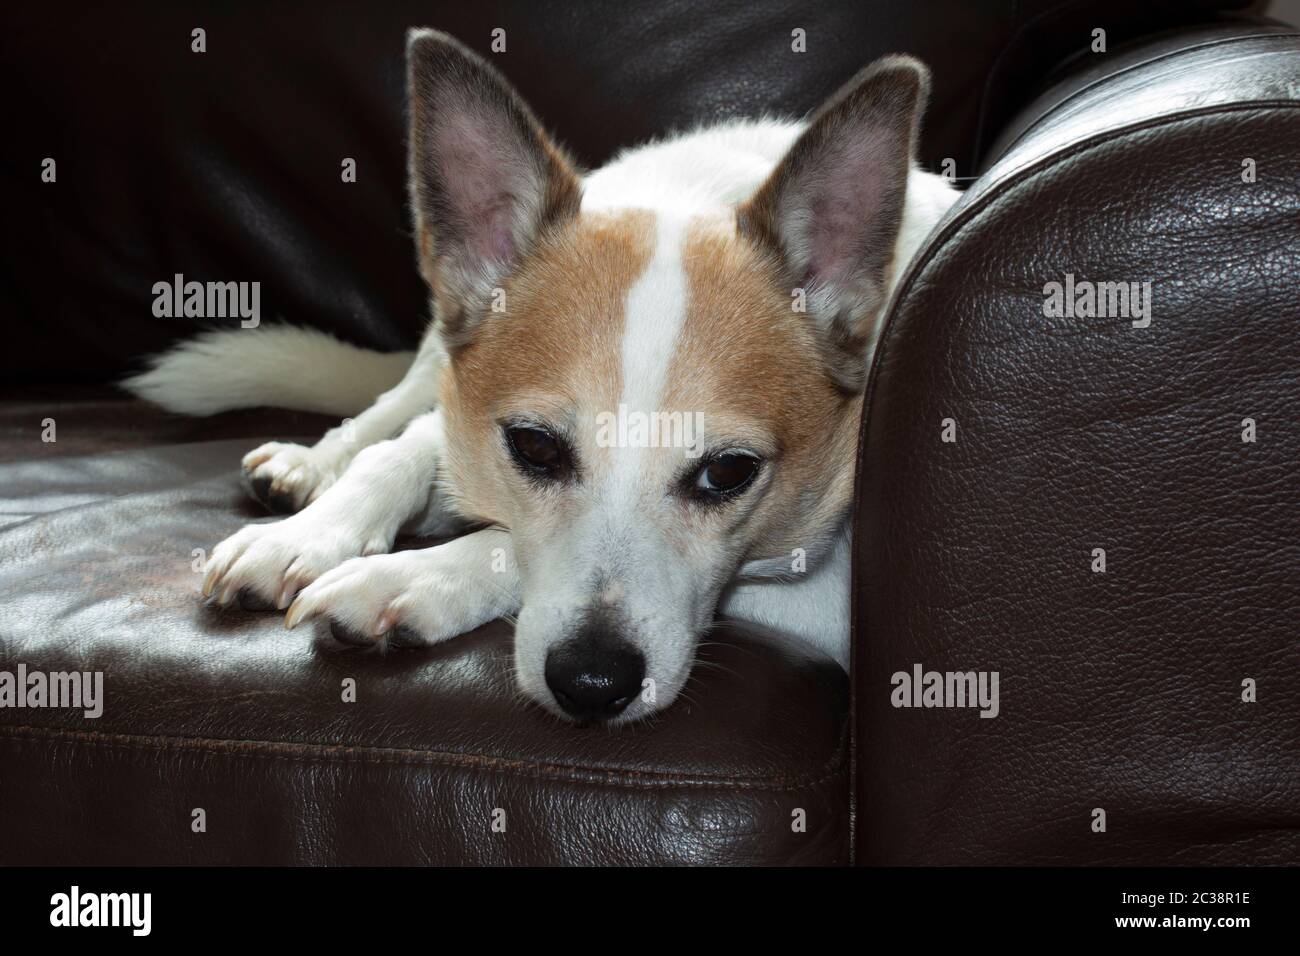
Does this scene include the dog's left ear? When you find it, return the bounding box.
[407,29,583,346]
[738,55,929,391]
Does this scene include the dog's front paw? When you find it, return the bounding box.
[241,442,347,515]
[284,549,500,647]
[202,515,390,611]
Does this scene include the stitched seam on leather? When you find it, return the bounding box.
[0,722,848,793]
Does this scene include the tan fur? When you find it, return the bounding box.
[440,209,860,563]
[666,219,861,561]
[438,210,656,523]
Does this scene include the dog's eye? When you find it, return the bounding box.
[505,425,570,480]
[693,453,761,499]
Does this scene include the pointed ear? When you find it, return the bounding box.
[738,55,929,391]
[406,29,582,345]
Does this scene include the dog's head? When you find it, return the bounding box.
[406,29,928,723]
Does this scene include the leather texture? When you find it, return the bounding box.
[3,0,1256,384]
[853,24,1300,865]
[0,394,849,865]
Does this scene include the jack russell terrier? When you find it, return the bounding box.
[127,29,957,724]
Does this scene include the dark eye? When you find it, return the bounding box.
[505,425,571,481]
[693,453,761,499]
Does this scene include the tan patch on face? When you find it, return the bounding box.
[439,209,656,521]
[666,219,862,557]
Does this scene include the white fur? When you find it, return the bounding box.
[288,528,520,642]
[236,335,448,508]
[722,526,854,669]
[202,410,460,609]
[583,118,803,215]
[124,325,412,417]
[225,332,447,508]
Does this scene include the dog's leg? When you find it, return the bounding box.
[282,529,521,647]
[242,332,446,514]
[205,410,461,610]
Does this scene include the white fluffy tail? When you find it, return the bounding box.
[122,326,415,417]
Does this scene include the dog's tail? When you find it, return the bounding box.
[121,326,415,417]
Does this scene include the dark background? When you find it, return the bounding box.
[1,0,1261,386]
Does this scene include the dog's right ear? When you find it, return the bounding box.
[406,29,582,345]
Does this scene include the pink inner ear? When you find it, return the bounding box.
[786,124,902,296]
[434,108,527,265]
[489,221,516,263]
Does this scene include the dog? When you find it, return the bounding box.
[126,29,958,724]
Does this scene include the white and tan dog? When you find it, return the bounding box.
[127,30,957,724]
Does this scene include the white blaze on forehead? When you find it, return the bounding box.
[531,211,695,636]
[612,213,690,487]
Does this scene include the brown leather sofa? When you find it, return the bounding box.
[2,1,1296,865]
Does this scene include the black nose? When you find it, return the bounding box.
[545,638,645,722]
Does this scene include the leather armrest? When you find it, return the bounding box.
[853,24,1300,864]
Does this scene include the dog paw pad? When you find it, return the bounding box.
[329,620,379,647]
[236,587,278,612]
[387,624,428,648]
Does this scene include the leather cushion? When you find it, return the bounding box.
[0,392,848,865]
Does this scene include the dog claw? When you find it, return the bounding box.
[275,581,298,610]
[284,598,308,630]
[202,559,232,598]
[242,449,275,471]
